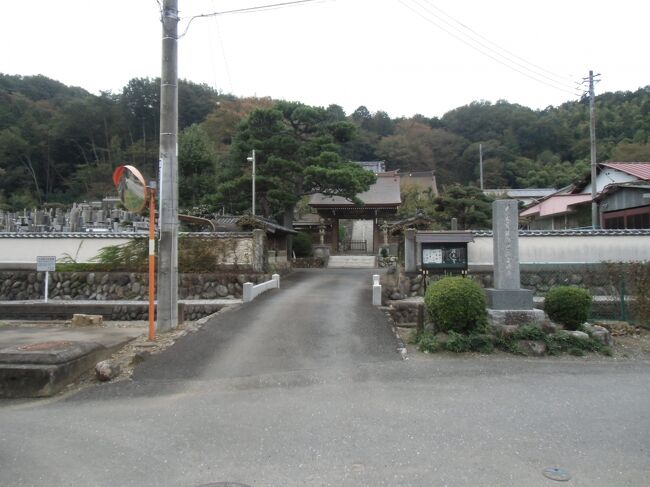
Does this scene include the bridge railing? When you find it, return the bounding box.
[243,274,280,303]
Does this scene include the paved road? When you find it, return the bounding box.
[1,269,649,487]
[131,268,400,382]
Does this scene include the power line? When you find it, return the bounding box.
[178,0,330,38]
[210,14,234,93]
[398,0,582,97]
[406,0,580,95]
[418,0,576,87]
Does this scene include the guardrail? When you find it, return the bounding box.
[243,274,281,303]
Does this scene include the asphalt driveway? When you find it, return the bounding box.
[132,268,401,382]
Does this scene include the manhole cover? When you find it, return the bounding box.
[542,467,572,481]
[19,341,74,351]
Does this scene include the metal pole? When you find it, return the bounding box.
[148,187,156,341]
[44,271,49,303]
[248,150,256,215]
[479,143,484,190]
[589,70,598,229]
[157,0,179,332]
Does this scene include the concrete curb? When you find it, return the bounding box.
[380,306,408,360]
[0,337,135,398]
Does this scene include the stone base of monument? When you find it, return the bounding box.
[487,308,546,329]
[485,288,533,309]
[485,288,546,328]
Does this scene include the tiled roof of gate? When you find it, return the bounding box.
[309,171,401,207]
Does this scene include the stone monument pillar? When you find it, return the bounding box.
[485,200,544,326]
[404,228,417,273]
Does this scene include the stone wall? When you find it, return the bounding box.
[0,270,272,301]
[0,302,230,322]
[381,264,621,303]
[381,271,426,301]
[293,257,326,268]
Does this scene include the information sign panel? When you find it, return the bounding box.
[421,243,468,271]
[36,256,56,272]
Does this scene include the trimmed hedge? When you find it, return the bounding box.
[293,232,313,258]
[544,286,592,330]
[424,276,487,333]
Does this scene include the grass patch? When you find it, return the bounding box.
[414,325,612,357]
[413,330,494,354]
[543,331,612,356]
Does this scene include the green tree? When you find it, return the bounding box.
[178,124,219,208]
[610,142,650,161]
[432,184,493,229]
[216,101,376,228]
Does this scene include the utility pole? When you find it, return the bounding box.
[479,143,484,190]
[247,150,256,215]
[588,70,599,229]
[157,0,179,332]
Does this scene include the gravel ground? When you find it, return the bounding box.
[51,304,241,396]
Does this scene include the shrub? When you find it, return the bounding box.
[512,324,545,341]
[424,276,487,333]
[293,232,313,258]
[444,331,471,352]
[467,333,495,354]
[544,286,592,330]
[413,331,441,353]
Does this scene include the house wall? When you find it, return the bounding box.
[580,168,637,194]
[468,232,650,265]
[602,188,650,212]
[602,205,650,229]
[526,206,591,230]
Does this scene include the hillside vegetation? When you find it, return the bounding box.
[1,73,649,214]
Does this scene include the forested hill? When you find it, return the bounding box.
[1,73,649,211]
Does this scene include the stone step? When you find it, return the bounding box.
[328,256,377,268]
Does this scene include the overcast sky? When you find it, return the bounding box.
[2,0,648,118]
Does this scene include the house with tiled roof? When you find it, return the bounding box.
[520,162,650,230]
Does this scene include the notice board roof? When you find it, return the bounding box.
[416,231,475,243]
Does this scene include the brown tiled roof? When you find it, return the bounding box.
[309,172,401,208]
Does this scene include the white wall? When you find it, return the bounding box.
[579,168,637,194]
[0,236,133,266]
[0,233,260,268]
[469,234,650,265]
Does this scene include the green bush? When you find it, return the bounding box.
[293,232,313,258]
[544,286,592,330]
[424,276,487,333]
[413,331,441,353]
